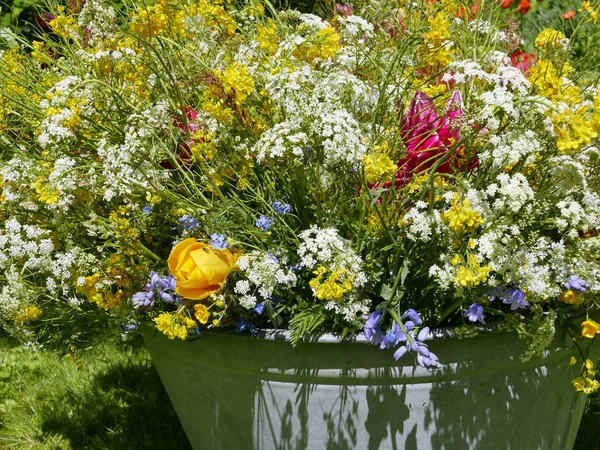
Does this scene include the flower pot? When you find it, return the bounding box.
[142,326,599,450]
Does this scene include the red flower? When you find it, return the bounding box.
[517,0,530,14]
[562,10,576,20]
[499,0,515,8]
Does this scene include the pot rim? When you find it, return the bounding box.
[183,321,501,344]
[145,310,587,345]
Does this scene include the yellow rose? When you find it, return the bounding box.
[168,238,240,300]
[581,319,600,338]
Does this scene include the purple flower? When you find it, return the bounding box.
[486,285,529,310]
[120,322,137,332]
[565,275,589,293]
[392,324,439,368]
[417,346,439,368]
[393,345,408,361]
[256,216,274,231]
[417,326,430,342]
[401,308,423,325]
[132,291,154,308]
[253,302,265,314]
[364,311,384,345]
[210,233,228,249]
[380,322,402,349]
[236,319,258,336]
[273,201,292,214]
[180,215,200,231]
[464,303,485,324]
[135,272,178,308]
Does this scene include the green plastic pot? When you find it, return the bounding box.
[143,324,599,450]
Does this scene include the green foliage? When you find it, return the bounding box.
[454,324,480,339]
[289,306,326,348]
[504,305,558,362]
[520,0,600,74]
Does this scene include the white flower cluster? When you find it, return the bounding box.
[442,56,530,130]
[0,157,34,204]
[487,173,534,214]
[482,130,540,168]
[77,0,118,45]
[0,218,53,269]
[403,201,442,243]
[255,65,369,168]
[0,265,28,320]
[338,15,374,41]
[0,218,96,299]
[297,226,369,322]
[236,252,297,309]
[38,77,97,150]
[97,102,171,201]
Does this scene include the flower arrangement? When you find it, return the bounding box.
[1,0,600,394]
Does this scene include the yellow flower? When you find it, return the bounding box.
[586,359,595,371]
[168,238,241,300]
[215,63,255,107]
[442,194,484,234]
[558,290,579,305]
[32,178,60,204]
[581,319,600,338]
[16,306,42,322]
[569,356,577,366]
[194,303,210,324]
[535,29,567,49]
[192,0,237,37]
[153,313,196,340]
[293,27,342,63]
[309,266,354,301]
[362,152,396,184]
[49,14,77,38]
[257,20,279,54]
[424,13,450,47]
[572,376,600,394]
[454,254,491,288]
[580,1,600,22]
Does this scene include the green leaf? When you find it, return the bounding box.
[289,307,326,348]
[265,301,285,328]
[400,259,410,286]
[380,283,395,301]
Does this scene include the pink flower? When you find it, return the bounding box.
[335,3,353,18]
[510,50,535,74]
[383,90,475,188]
[161,106,203,169]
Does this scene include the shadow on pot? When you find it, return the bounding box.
[143,327,599,450]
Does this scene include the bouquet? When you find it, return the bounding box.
[1,0,600,393]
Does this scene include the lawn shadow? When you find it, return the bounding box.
[38,346,191,450]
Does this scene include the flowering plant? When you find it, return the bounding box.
[1,0,600,392]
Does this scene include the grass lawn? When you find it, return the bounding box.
[0,333,191,450]
[1,332,599,449]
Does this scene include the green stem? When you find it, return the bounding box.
[389,308,415,346]
[133,242,166,265]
